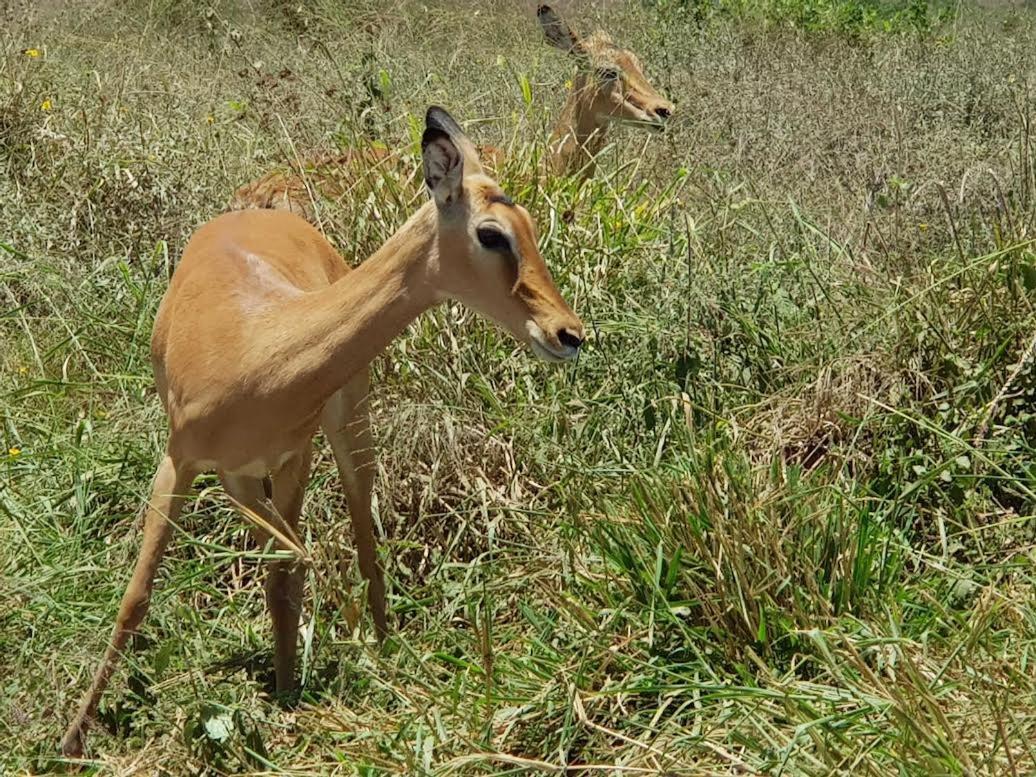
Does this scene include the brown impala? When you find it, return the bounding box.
[61,106,584,758]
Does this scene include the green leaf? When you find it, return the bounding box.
[153,639,176,678]
[406,112,423,149]
[203,712,234,743]
[517,72,532,107]
[1021,260,1036,292]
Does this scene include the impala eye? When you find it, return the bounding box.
[476,226,510,253]
[598,68,620,82]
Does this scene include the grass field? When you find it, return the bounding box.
[3,0,1036,773]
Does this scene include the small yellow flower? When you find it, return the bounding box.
[918,223,929,232]
[564,79,574,91]
[206,115,215,125]
[18,366,28,375]
[8,447,21,458]
[24,48,41,58]
[40,98,52,111]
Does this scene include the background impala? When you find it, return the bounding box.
[229,4,675,221]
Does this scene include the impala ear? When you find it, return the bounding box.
[425,105,484,176]
[538,4,585,58]
[422,111,463,208]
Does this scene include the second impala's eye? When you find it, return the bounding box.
[477,226,510,253]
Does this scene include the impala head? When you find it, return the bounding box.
[422,106,585,363]
[538,4,675,131]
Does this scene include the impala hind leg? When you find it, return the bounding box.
[222,449,311,692]
[61,455,194,758]
[321,370,386,638]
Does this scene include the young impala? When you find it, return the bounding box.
[230,5,675,219]
[61,106,584,758]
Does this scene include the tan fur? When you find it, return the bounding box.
[61,112,583,758]
[229,5,673,220]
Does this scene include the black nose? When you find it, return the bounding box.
[558,328,584,350]
[655,106,672,120]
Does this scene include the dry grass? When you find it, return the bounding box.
[2,0,1035,773]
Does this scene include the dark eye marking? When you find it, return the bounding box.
[476,226,511,253]
[488,192,514,207]
[598,67,620,81]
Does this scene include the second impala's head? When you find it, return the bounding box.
[421,107,584,363]
[538,4,674,133]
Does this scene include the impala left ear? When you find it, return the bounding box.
[425,105,484,176]
[422,113,463,208]
[538,4,586,58]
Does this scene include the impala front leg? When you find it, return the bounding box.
[61,454,194,758]
[322,371,386,638]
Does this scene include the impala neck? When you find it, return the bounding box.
[267,202,441,410]
[549,75,607,178]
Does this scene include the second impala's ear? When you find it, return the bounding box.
[422,118,463,208]
[538,4,584,57]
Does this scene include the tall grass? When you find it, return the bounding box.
[2,0,1035,773]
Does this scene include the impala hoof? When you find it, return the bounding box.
[60,725,85,759]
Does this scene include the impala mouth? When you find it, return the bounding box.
[531,338,579,363]
[636,118,668,133]
[605,102,669,132]
[527,322,580,363]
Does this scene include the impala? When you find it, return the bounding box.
[61,106,584,758]
[229,5,675,219]
[537,4,674,176]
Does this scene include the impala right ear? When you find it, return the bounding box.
[538,4,584,57]
[422,114,463,209]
